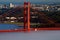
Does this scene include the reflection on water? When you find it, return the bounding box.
[0,24,23,30]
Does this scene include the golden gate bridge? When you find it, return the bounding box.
[0,1,60,32]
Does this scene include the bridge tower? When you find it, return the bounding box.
[24,1,30,31]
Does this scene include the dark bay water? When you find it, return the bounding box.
[0,24,23,30]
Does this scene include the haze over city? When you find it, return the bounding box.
[0,0,60,4]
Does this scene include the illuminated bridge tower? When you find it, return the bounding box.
[24,1,30,31]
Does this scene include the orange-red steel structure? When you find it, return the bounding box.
[0,1,60,32]
[24,2,30,31]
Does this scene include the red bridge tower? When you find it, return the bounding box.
[24,1,30,31]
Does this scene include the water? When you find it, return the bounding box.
[0,24,60,40]
[0,31,60,40]
[0,24,23,30]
